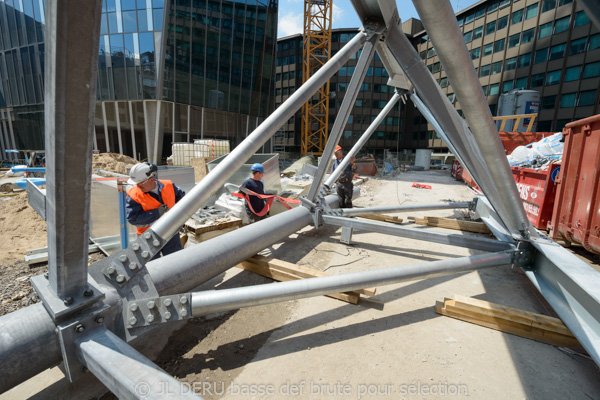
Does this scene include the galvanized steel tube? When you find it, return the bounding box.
[412,0,534,239]
[191,251,514,316]
[151,31,368,241]
[324,91,400,188]
[340,201,472,217]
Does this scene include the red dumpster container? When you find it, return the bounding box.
[512,164,561,230]
[549,115,600,254]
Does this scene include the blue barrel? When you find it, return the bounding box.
[15,178,46,189]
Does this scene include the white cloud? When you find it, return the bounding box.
[332,3,344,24]
[278,12,304,38]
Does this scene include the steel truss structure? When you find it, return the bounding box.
[1,0,599,398]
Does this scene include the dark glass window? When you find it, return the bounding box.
[525,4,538,20]
[558,0,573,6]
[497,15,508,30]
[549,43,566,60]
[542,0,556,13]
[578,90,596,106]
[480,64,491,77]
[560,93,576,108]
[488,1,499,13]
[574,11,590,27]
[483,43,493,56]
[440,77,448,87]
[486,21,496,35]
[569,38,587,55]
[502,80,514,92]
[583,61,600,78]
[522,28,535,44]
[545,69,561,84]
[515,76,528,88]
[464,31,473,43]
[531,73,545,87]
[517,52,531,68]
[508,33,520,48]
[505,57,517,70]
[512,9,523,25]
[494,38,505,53]
[542,95,556,109]
[433,62,441,73]
[473,26,483,40]
[122,0,136,10]
[427,48,436,58]
[590,34,600,50]
[481,85,488,95]
[476,8,486,19]
[538,22,552,38]
[489,83,500,95]
[564,65,581,81]
[499,0,510,8]
[534,48,548,64]
[420,51,426,60]
[122,10,137,32]
[465,13,474,24]
[554,16,570,33]
[491,60,503,74]
[471,47,481,59]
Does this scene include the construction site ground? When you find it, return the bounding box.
[2,169,600,399]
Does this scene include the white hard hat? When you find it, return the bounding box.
[128,162,157,185]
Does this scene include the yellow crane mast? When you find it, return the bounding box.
[301,0,333,156]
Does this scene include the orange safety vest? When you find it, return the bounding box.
[127,179,176,235]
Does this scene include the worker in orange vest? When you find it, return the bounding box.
[333,145,356,208]
[126,162,186,259]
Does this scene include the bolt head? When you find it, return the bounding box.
[129,262,137,270]
[132,243,140,251]
[106,266,116,275]
[147,314,155,322]
[95,316,104,324]
[164,311,172,320]
[163,298,172,307]
[143,232,152,239]
[44,272,49,279]
[116,275,125,283]
[152,240,160,247]
[129,317,137,325]
[75,324,85,333]
[83,289,94,297]
[147,301,156,309]
[141,251,149,259]
[179,296,188,304]
[63,297,74,306]
[130,303,138,312]
[180,309,188,317]
[119,254,128,262]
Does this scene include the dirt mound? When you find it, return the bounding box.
[0,193,47,265]
[92,153,138,175]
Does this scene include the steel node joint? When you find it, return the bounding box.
[125,293,192,329]
[510,241,536,269]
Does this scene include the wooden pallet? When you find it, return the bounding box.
[236,255,376,305]
[436,295,581,348]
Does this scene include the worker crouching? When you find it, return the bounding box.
[333,145,357,208]
[239,163,269,223]
[126,162,186,259]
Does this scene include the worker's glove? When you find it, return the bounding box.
[157,204,169,217]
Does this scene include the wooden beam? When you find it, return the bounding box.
[249,255,376,297]
[355,214,403,225]
[436,295,581,349]
[409,216,491,234]
[236,260,360,304]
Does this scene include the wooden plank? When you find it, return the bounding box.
[236,261,360,304]
[435,296,581,348]
[249,255,376,297]
[184,218,242,235]
[190,157,216,182]
[355,214,403,225]
[412,216,491,234]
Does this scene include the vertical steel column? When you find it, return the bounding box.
[325,91,400,188]
[4,109,18,156]
[114,101,124,154]
[44,0,103,298]
[306,29,382,202]
[412,0,534,239]
[101,102,111,152]
[151,32,368,241]
[128,101,137,158]
[0,116,7,158]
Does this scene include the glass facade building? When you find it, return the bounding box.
[0,0,277,162]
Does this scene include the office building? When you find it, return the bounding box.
[0,0,278,162]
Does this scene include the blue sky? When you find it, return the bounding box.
[277,0,482,38]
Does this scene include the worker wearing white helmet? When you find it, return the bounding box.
[239,163,268,223]
[125,162,186,258]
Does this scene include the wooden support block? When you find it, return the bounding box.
[355,214,403,225]
[411,216,491,234]
[184,218,242,235]
[249,255,376,297]
[435,295,581,349]
[236,261,360,304]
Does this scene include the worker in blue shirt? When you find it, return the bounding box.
[333,145,357,208]
[239,163,268,223]
[125,162,186,258]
